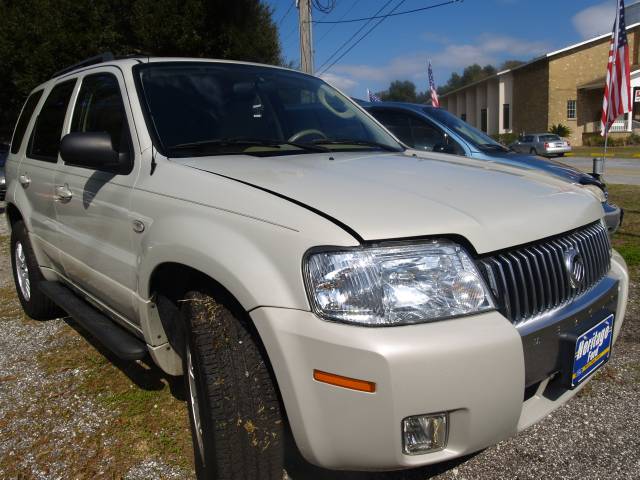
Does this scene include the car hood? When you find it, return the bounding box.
[477,150,595,184]
[478,152,595,183]
[179,151,603,254]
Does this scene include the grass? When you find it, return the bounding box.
[569,146,640,158]
[608,184,640,270]
[37,325,195,475]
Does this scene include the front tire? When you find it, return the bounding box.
[181,290,284,480]
[10,221,62,320]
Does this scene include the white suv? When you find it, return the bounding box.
[3,55,629,478]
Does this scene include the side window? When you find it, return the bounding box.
[370,110,413,146]
[71,73,131,157]
[10,90,44,154]
[409,117,446,151]
[28,80,76,162]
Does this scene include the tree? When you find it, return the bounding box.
[437,62,525,95]
[380,80,418,102]
[0,0,282,140]
[499,59,525,71]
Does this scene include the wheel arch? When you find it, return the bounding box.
[5,202,24,232]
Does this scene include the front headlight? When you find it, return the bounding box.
[582,184,607,203]
[0,176,5,185]
[304,240,494,326]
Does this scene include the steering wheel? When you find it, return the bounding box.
[288,129,327,143]
[318,84,356,119]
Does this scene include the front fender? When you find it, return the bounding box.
[135,189,359,312]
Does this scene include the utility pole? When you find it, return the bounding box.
[297,0,314,74]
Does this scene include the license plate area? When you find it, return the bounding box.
[560,314,614,388]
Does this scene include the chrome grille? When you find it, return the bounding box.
[477,221,611,325]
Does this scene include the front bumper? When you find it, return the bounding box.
[603,201,623,233]
[251,251,629,471]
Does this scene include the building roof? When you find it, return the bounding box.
[441,22,640,99]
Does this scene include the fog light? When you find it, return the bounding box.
[402,413,448,455]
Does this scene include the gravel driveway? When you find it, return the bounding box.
[1,210,638,479]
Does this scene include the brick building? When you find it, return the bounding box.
[439,21,640,146]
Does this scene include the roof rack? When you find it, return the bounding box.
[51,52,115,79]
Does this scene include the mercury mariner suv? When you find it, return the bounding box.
[4,55,629,479]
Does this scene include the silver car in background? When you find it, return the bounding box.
[510,133,572,157]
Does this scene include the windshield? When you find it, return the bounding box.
[134,62,402,157]
[539,134,562,142]
[425,107,509,152]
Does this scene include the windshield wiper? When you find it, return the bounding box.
[170,137,329,153]
[310,138,401,152]
[171,137,283,150]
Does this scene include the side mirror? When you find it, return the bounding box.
[60,132,130,174]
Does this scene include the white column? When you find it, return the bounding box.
[487,79,499,135]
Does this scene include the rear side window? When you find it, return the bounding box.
[28,80,76,162]
[539,134,561,142]
[10,90,44,154]
[71,73,131,156]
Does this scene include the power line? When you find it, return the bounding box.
[318,0,406,74]
[319,0,461,74]
[313,0,462,24]
[317,0,363,43]
[312,0,336,14]
[277,2,295,26]
[316,0,396,72]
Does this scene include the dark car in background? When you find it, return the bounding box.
[359,101,622,233]
[0,143,9,203]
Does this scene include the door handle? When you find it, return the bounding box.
[55,184,73,203]
[18,174,31,188]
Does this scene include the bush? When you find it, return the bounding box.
[627,133,640,145]
[491,133,519,146]
[584,135,605,147]
[549,123,572,138]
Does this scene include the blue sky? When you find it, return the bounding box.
[266,0,625,97]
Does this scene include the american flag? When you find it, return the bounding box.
[601,0,631,136]
[428,61,440,108]
[367,88,381,102]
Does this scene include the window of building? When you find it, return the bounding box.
[503,104,510,130]
[567,99,577,120]
[28,80,76,162]
[10,90,44,154]
[480,108,488,132]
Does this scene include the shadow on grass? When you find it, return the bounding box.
[62,316,186,401]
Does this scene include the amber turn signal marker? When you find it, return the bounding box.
[313,370,376,393]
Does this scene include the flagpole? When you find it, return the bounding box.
[602,0,622,176]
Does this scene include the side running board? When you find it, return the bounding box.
[39,281,147,361]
